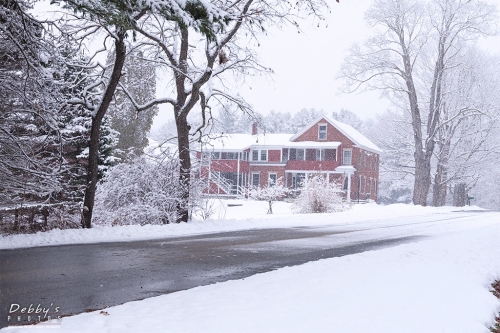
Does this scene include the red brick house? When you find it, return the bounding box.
[197,115,382,202]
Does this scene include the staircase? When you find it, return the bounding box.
[209,172,244,196]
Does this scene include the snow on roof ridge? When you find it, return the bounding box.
[289,114,382,153]
[322,115,382,153]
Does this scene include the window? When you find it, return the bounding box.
[252,150,259,161]
[282,148,289,162]
[343,149,352,165]
[296,149,305,160]
[269,173,277,187]
[221,152,238,160]
[325,149,336,161]
[297,173,306,186]
[252,150,267,161]
[252,173,260,187]
[318,124,327,140]
[316,149,325,161]
[260,150,267,161]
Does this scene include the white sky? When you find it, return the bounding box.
[32,0,500,131]
[152,0,500,131]
[235,0,387,119]
[153,0,387,130]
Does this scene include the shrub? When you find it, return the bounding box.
[93,152,191,225]
[249,177,289,214]
[292,175,349,213]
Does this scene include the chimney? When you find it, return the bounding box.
[252,122,258,135]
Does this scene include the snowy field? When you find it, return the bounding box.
[0,200,490,250]
[2,203,500,333]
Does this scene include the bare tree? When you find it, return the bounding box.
[125,0,330,222]
[339,0,497,206]
[430,49,500,206]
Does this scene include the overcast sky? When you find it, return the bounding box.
[34,0,500,131]
[235,0,388,119]
[153,0,387,130]
[152,0,500,131]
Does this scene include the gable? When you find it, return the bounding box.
[290,115,382,153]
[292,118,355,147]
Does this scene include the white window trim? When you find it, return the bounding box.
[342,148,353,165]
[269,173,277,186]
[318,123,327,140]
[251,172,260,187]
[316,148,325,161]
[260,149,268,161]
[252,150,259,161]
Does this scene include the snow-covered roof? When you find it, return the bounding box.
[290,115,382,153]
[201,134,291,151]
[201,133,342,151]
[282,141,340,148]
[146,138,179,156]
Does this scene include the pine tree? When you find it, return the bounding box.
[107,50,158,157]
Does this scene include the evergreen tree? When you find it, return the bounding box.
[107,50,158,157]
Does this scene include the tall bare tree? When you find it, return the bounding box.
[339,0,497,206]
[430,49,500,206]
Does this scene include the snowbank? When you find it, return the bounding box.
[0,202,486,250]
[2,207,499,333]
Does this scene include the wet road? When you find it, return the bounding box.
[10,210,493,328]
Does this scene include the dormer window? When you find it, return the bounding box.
[318,124,327,140]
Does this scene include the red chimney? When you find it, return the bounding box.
[252,122,258,135]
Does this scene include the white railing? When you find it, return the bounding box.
[209,172,244,195]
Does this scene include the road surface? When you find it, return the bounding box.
[0,210,494,328]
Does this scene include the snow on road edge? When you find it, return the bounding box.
[2,209,500,333]
[0,203,487,250]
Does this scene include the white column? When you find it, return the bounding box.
[347,173,352,203]
[237,153,240,193]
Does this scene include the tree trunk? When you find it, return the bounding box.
[81,32,127,228]
[432,163,448,206]
[413,153,432,206]
[432,138,450,207]
[175,113,191,223]
[268,201,273,214]
[453,183,467,207]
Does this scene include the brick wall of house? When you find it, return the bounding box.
[210,160,239,173]
[294,118,355,145]
[347,148,380,202]
[268,149,281,162]
[249,165,286,187]
[285,160,339,172]
[290,118,380,202]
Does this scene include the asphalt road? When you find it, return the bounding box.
[6,211,490,328]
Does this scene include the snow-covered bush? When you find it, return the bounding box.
[93,152,190,225]
[249,178,289,214]
[292,175,349,214]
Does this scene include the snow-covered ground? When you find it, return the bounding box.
[0,200,489,250]
[2,203,500,333]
